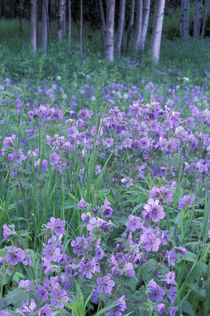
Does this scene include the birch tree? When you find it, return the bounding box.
[126,0,135,51]
[80,0,83,54]
[30,0,38,52]
[42,0,49,53]
[135,0,143,51]
[151,0,165,63]
[98,0,106,45]
[63,0,66,35]
[201,0,208,37]
[180,0,190,37]
[193,0,202,36]
[68,0,71,45]
[58,0,64,41]
[116,0,126,59]
[104,0,116,62]
[139,0,151,51]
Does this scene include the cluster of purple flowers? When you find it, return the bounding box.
[0,187,188,315]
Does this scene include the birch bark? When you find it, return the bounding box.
[104,0,116,61]
[42,0,49,53]
[135,0,143,51]
[140,0,151,51]
[151,0,165,63]
[193,0,203,37]
[30,0,38,52]
[116,0,126,59]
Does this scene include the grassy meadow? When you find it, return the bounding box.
[0,18,209,316]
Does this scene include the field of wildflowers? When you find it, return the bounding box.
[0,34,209,316]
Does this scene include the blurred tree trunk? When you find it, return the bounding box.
[139,0,151,51]
[41,0,48,52]
[193,0,202,36]
[116,0,126,59]
[68,0,71,45]
[126,0,135,51]
[58,0,64,41]
[180,0,190,37]
[99,0,106,45]
[135,0,143,50]
[63,0,66,35]
[104,0,116,61]
[201,0,208,37]
[80,0,83,54]
[30,0,38,52]
[151,0,165,63]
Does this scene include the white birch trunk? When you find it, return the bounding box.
[116,0,126,59]
[104,0,116,61]
[126,0,135,51]
[41,0,48,53]
[58,0,64,41]
[68,0,71,45]
[151,0,165,64]
[30,0,38,52]
[193,0,203,37]
[201,0,208,37]
[135,0,143,51]
[140,0,151,51]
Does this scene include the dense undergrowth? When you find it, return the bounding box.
[0,19,209,316]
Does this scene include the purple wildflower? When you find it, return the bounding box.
[38,304,52,316]
[77,198,87,208]
[157,303,166,315]
[148,279,166,302]
[47,217,65,235]
[142,199,165,222]
[169,306,178,316]
[96,275,115,294]
[165,249,178,266]
[106,295,127,316]
[125,215,142,232]
[102,198,113,217]
[165,271,176,285]
[178,194,195,210]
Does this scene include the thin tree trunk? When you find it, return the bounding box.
[42,0,48,52]
[182,0,190,37]
[201,0,208,37]
[47,0,51,47]
[126,0,135,51]
[104,0,116,61]
[58,0,64,41]
[135,0,143,50]
[99,0,106,45]
[68,0,71,45]
[151,0,165,63]
[193,0,203,36]
[30,0,38,52]
[63,0,66,35]
[140,0,151,51]
[80,0,83,54]
[116,0,126,59]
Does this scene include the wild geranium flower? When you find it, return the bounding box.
[3,224,16,240]
[123,262,135,277]
[148,279,166,302]
[43,244,61,262]
[178,194,195,210]
[169,287,177,304]
[0,311,11,316]
[38,304,52,316]
[165,249,178,266]
[142,199,165,222]
[36,285,49,302]
[77,198,87,208]
[169,306,178,316]
[95,165,101,175]
[47,217,65,235]
[16,299,37,314]
[165,271,176,285]
[6,247,28,266]
[157,303,166,315]
[126,215,142,232]
[141,229,161,252]
[49,151,61,166]
[106,295,127,316]
[50,289,69,308]
[150,186,174,203]
[79,259,97,279]
[96,275,115,294]
[102,198,113,217]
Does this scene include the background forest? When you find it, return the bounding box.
[0,1,209,316]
